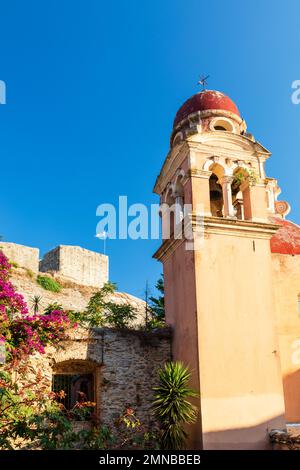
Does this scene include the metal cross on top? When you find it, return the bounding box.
[198,74,210,90]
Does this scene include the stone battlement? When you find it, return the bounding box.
[0,242,40,273]
[0,242,108,288]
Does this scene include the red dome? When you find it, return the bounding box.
[270,217,300,255]
[173,90,240,128]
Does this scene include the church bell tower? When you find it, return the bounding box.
[153,89,287,449]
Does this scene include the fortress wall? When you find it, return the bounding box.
[0,242,39,272]
[40,245,109,288]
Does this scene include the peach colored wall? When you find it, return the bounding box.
[193,233,285,449]
[163,242,202,449]
[190,176,211,216]
[242,184,269,222]
[272,253,300,422]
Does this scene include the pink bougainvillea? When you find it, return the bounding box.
[0,250,75,361]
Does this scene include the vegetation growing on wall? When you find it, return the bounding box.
[83,282,137,328]
[37,274,62,293]
[232,168,259,190]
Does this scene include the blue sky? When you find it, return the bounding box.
[1,0,300,298]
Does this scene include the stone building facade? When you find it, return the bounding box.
[37,327,171,428]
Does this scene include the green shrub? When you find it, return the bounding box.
[10,260,19,268]
[44,302,63,315]
[149,275,165,320]
[37,275,62,293]
[85,282,137,328]
[152,362,198,450]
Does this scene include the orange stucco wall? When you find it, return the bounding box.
[163,242,203,449]
[272,253,300,423]
[193,232,285,449]
[163,228,286,449]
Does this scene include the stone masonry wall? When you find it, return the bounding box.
[39,327,172,428]
[0,242,39,272]
[10,266,147,326]
[40,245,109,288]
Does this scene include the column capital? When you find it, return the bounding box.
[188,168,212,179]
[219,175,236,218]
[219,175,234,185]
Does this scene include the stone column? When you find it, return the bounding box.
[174,194,184,225]
[160,203,172,240]
[265,179,277,214]
[257,157,266,179]
[219,176,235,218]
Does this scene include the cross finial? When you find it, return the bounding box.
[198,74,210,91]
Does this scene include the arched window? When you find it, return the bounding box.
[52,373,94,409]
[52,360,97,418]
[231,168,250,220]
[209,173,223,217]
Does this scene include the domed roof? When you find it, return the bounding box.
[270,217,300,255]
[173,90,240,128]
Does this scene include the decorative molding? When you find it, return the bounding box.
[188,169,212,179]
[153,215,280,261]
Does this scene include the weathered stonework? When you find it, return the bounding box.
[39,245,108,288]
[37,327,172,428]
[10,266,147,327]
[0,242,40,272]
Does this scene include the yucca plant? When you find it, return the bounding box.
[152,361,198,450]
[30,295,43,314]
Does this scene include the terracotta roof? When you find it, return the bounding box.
[173,90,240,128]
[270,216,300,255]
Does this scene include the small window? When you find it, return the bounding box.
[52,373,94,412]
[211,118,234,132]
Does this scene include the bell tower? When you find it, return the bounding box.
[153,90,286,449]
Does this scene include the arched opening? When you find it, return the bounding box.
[231,168,249,220]
[209,173,223,217]
[52,360,98,418]
[211,118,234,133]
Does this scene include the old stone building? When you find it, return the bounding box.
[153,89,300,449]
[1,242,171,432]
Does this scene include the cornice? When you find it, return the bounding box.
[153,216,280,262]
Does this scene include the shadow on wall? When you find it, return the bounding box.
[200,414,286,450]
[283,370,300,423]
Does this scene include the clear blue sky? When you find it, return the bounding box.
[1,0,300,298]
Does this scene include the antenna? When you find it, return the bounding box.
[95,231,108,255]
[198,74,210,91]
[145,280,149,328]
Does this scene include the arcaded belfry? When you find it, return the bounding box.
[153,89,300,449]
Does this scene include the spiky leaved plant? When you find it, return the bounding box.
[152,361,198,450]
[30,295,42,314]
